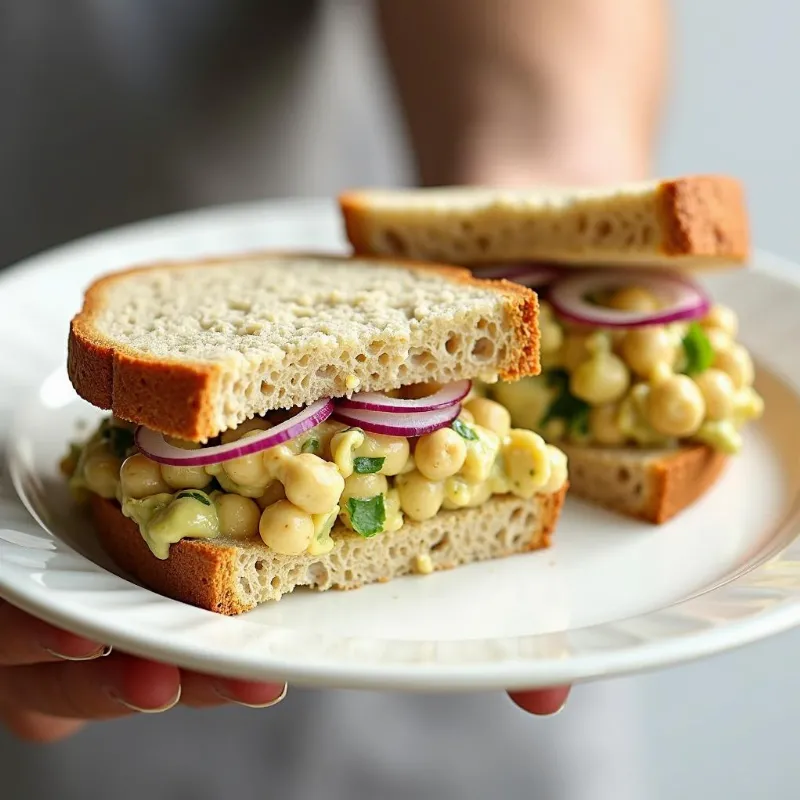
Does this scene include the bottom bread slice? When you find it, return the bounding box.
[90,488,566,615]
[557,443,727,524]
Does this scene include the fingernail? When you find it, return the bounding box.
[110,685,182,714]
[551,698,568,716]
[46,644,113,662]
[214,683,287,709]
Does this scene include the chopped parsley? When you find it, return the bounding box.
[301,436,321,455]
[681,322,714,376]
[541,370,590,437]
[101,423,135,459]
[346,495,386,537]
[176,491,211,506]
[353,456,385,474]
[451,418,478,441]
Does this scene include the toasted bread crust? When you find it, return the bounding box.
[339,175,750,264]
[89,487,566,615]
[645,444,729,524]
[68,252,540,440]
[559,442,728,524]
[658,175,750,259]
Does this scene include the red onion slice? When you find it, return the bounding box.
[135,398,335,467]
[332,404,461,437]
[337,380,470,413]
[472,263,562,287]
[548,269,711,328]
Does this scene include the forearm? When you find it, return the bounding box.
[377,0,668,185]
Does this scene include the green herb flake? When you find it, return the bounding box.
[346,495,386,537]
[107,426,135,458]
[541,369,591,437]
[353,456,385,474]
[176,491,211,506]
[301,436,321,455]
[681,322,714,376]
[452,419,478,441]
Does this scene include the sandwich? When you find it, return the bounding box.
[61,253,568,614]
[338,175,764,523]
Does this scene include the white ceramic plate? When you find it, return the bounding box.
[1,199,800,692]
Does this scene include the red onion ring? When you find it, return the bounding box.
[472,264,562,287]
[332,404,461,437]
[547,269,711,328]
[135,398,335,467]
[336,380,470,413]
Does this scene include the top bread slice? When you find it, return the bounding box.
[339,175,750,270]
[68,252,540,441]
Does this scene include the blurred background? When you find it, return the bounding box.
[1,1,799,798]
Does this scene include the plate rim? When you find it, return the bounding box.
[1,200,800,690]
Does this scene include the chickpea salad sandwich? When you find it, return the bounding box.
[339,174,764,523]
[62,254,568,614]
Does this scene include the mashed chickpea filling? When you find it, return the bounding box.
[62,393,567,561]
[489,285,764,454]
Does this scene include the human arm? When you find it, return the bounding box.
[377,0,668,186]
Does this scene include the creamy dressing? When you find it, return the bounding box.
[64,395,567,561]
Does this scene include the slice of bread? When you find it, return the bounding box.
[89,488,567,614]
[339,175,749,270]
[558,442,727,524]
[68,253,540,442]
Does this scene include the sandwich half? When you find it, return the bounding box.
[338,177,763,523]
[62,253,568,614]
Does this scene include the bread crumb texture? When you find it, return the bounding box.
[69,254,539,440]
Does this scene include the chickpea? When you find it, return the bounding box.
[713,343,754,390]
[261,443,295,480]
[330,427,365,477]
[282,453,345,514]
[570,353,630,405]
[457,408,475,424]
[341,472,388,503]
[255,480,287,510]
[383,488,404,531]
[646,374,706,437]
[734,386,765,424]
[464,397,511,437]
[120,453,170,499]
[396,471,445,521]
[222,432,271,490]
[503,429,551,497]
[540,445,568,493]
[704,327,733,355]
[489,379,548,431]
[215,494,261,539]
[161,463,213,490]
[221,417,271,444]
[83,452,122,498]
[561,333,591,372]
[702,304,738,338]
[606,286,659,312]
[540,316,564,355]
[589,403,626,445]
[259,500,315,555]
[694,369,735,421]
[460,426,501,483]
[621,326,677,378]
[415,428,468,481]
[357,433,410,476]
